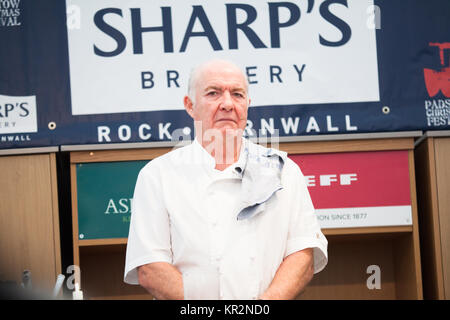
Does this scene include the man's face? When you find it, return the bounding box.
[184,62,250,138]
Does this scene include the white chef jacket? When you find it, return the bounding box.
[124,138,328,299]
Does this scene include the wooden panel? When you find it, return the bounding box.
[278,138,414,154]
[394,234,421,299]
[0,154,61,292]
[406,150,423,299]
[79,245,152,300]
[69,138,414,164]
[299,238,397,299]
[415,138,445,299]
[323,226,412,237]
[49,153,62,279]
[79,238,128,247]
[70,163,80,267]
[70,147,172,163]
[434,137,450,299]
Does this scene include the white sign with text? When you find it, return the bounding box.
[0,94,37,134]
[66,0,379,115]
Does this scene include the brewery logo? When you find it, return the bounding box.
[423,42,450,127]
[0,0,22,27]
[0,94,37,142]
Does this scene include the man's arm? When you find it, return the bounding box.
[138,262,184,300]
[259,248,314,300]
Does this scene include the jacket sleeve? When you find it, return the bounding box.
[124,162,173,284]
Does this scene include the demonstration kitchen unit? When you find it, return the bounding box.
[66,132,423,299]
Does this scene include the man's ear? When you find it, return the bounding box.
[184,95,194,118]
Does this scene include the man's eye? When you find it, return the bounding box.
[233,92,245,98]
[207,91,218,96]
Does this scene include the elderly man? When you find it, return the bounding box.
[124,59,327,300]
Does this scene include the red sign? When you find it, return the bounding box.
[289,150,412,228]
[289,150,411,209]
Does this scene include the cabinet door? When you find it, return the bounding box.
[0,153,61,292]
[434,138,450,299]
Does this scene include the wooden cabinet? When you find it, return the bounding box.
[415,131,450,299]
[0,149,61,294]
[279,137,422,299]
[68,133,423,299]
[70,147,171,299]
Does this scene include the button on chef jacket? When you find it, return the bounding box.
[124,138,328,299]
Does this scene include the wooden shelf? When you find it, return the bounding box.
[79,238,128,247]
[74,227,416,249]
[77,226,413,248]
[323,226,413,236]
[70,147,172,163]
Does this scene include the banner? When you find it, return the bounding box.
[76,160,148,240]
[0,0,449,149]
[289,150,412,228]
[66,0,379,115]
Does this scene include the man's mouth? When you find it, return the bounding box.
[216,118,236,123]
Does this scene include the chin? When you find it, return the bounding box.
[214,122,235,129]
[215,126,240,135]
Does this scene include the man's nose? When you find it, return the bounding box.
[220,91,234,111]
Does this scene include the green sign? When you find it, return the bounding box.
[76,160,149,240]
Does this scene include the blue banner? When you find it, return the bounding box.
[0,0,449,149]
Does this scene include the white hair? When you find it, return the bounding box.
[187,59,250,106]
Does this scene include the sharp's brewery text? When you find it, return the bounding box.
[93,1,351,56]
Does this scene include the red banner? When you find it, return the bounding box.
[289,150,412,228]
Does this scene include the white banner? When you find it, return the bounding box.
[0,94,37,134]
[66,0,379,115]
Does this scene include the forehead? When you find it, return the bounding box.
[197,63,247,91]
